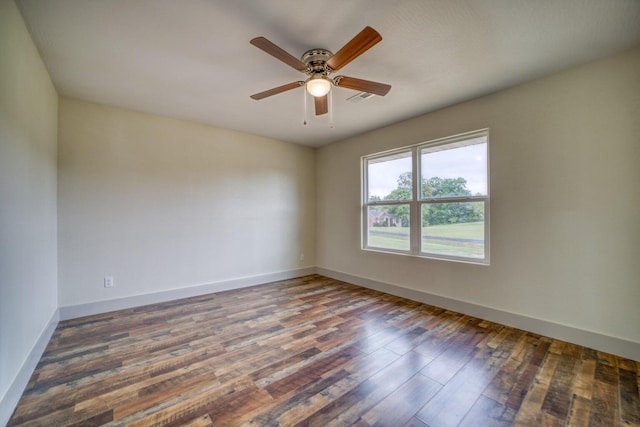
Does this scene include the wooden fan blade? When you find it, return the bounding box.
[250,81,305,100]
[326,26,382,71]
[315,95,328,115]
[250,37,307,72]
[333,76,391,96]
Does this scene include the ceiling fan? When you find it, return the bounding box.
[249,26,391,116]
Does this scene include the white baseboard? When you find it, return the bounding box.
[317,267,640,361]
[0,309,59,427]
[60,267,317,321]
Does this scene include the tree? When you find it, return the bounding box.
[422,177,482,225]
[379,173,482,226]
[423,177,470,198]
[383,172,411,226]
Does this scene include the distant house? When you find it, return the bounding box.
[368,209,402,227]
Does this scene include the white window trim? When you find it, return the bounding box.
[361,129,490,265]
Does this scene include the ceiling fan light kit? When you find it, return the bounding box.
[306,75,332,97]
[250,26,391,118]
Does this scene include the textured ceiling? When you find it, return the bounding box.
[16,0,640,147]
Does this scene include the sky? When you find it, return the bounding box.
[368,142,487,198]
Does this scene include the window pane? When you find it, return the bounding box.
[421,138,487,198]
[367,205,410,251]
[421,202,484,258]
[367,151,412,202]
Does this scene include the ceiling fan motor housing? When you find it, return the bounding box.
[301,49,333,76]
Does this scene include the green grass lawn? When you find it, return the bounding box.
[368,221,484,257]
[367,226,410,250]
[423,221,484,240]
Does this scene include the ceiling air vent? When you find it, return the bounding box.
[346,92,376,103]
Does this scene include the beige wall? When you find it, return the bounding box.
[0,0,59,403]
[58,98,316,307]
[317,46,640,346]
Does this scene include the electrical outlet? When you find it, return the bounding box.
[104,276,114,288]
[299,253,305,261]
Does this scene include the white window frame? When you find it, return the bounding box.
[362,129,490,265]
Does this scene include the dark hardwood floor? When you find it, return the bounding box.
[8,275,639,426]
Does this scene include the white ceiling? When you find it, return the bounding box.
[16,0,640,147]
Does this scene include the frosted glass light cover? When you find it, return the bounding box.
[306,78,331,97]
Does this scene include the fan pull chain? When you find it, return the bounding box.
[329,88,334,128]
[303,89,308,125]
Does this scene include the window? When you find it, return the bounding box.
[362,130,489,264]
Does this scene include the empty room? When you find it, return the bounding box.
[1,0,639,426]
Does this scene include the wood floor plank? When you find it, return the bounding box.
[590,365,620,426]
[403,417,429,427]
[504,336,552,412]
[234,348,400,426]
[263,346,362,400]
[567,394,593,426]
[540,349,579,419]
[297,350,433,427]
[7,274,638,427]
[176,414,214,427]
[419,317,489,384]
[415,327,521,427]
[458,395,517,426]
[513,349,561,425]
[482,332,540,408]
[239,369,354,426]
[619,363,640,424]
[359,373,441,427]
